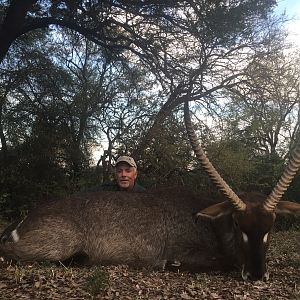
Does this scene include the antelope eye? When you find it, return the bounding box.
[232,215,239,227]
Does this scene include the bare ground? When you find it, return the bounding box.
[0,231,299,299]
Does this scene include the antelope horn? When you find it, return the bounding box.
[184,101,246,211]
[263,144,300,212]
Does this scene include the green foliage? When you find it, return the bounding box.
[285,172,300,202]
[205,139,257,191]
[0,148,70,220]
[274,215,300,231]
[118,112,195,188]
[84,267,108,297]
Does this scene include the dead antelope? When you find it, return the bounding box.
[0,103,299,281]
[184,100,300,280]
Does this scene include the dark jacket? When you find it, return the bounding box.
[86,181,146,193]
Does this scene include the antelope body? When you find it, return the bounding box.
[0,189,298,281]
[0,190,243,271]
[0,102,300,281]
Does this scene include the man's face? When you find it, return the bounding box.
[115,162,137,191]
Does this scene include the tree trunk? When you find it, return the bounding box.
[0,0,37,64]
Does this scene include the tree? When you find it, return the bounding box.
[0,1,277,64]
[4,1,296,219]
[1,1,279,153]
[200,45,300,193]
[225,50,300,159]
[1,1,282,166]
[0,28,57,160]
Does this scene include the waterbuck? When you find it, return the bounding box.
[183,100,300,280]
[0,102,299,281]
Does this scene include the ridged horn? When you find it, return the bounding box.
[263,144,300,212]
[184,101,246,211]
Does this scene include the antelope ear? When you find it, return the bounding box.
[196,201,233,220]
[275,201,300,215]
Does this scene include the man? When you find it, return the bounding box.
[88,156,145,192]
[113,156,145,192]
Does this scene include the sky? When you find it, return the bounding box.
[275,0,300,47]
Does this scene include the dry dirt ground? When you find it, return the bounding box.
[0,231,299,299]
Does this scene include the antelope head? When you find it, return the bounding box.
[184,101,300,281]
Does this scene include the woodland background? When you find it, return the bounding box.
[0,0,299,229]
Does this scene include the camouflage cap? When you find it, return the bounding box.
[115,156,137,168]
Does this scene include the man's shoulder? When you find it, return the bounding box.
[85,182,120,192]
[132,183,146,192]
